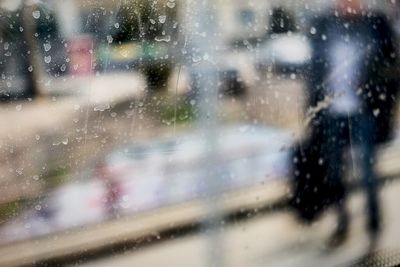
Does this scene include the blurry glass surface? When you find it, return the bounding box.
[0,0,399,267]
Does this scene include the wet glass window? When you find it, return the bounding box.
[0,0,400,267]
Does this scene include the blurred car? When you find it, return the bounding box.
[255,33,311,74]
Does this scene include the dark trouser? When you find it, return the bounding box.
[322,113,380,233]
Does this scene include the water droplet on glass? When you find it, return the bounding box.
[33,175,39,181]
[94,103,111,111]
[150,19,156,24]
[28,65,33,72]
[155,35,171,42]
[35,205,42,211]
[16,168,23,175]
[62,138,69,145]
[373,109,380,117]
[167,2,175,8]
[114,22,120,28]
[44,55,52,64]
[310,27,316,35]
[32,10,41,19]
[107,35,113,44]
[16,104,22,111]
[35,134,40,141]
[158,15,167,24]
[192,56,201,63]
[43,43,51,52]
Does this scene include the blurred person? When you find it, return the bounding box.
[95,162,123,218]
[304,0,399,247]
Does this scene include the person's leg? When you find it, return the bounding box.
[353,115,380,237]
[324,116,350,246]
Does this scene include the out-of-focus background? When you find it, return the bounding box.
[0,0,400,266]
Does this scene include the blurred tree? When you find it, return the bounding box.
[112,0,179,91]
[269,7,296,34]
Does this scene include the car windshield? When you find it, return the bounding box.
[0,0,400,266]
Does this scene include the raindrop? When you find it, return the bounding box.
[94,103,111,111]
[33,175,39,181]
[60,64,66,72]
[150,19,156,24]
[107,35,113,44]
[310,27,316,35]
[155,35,171,42]
[16,168,23,175]
[28,65,33,72]
[192,56,201,63]
[114,22,120,28]
[167,2,176,8]
[44,55,52,64]
[158,15,167,24]
[43,43,51,52]
[35,134,40,141]
[32,10,41,19]
[62,138,69,145]
[35,205,42,211]
[16,104,22,111]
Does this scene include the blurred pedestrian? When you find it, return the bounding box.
[95,161,123,218]
[304,0,399,247]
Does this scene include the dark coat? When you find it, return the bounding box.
[305,11,399,144]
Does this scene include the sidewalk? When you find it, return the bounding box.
[0,138,400,266]
[79,179,400,267]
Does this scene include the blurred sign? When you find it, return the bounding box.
[109,42,140,61]
[68,35,94,76]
